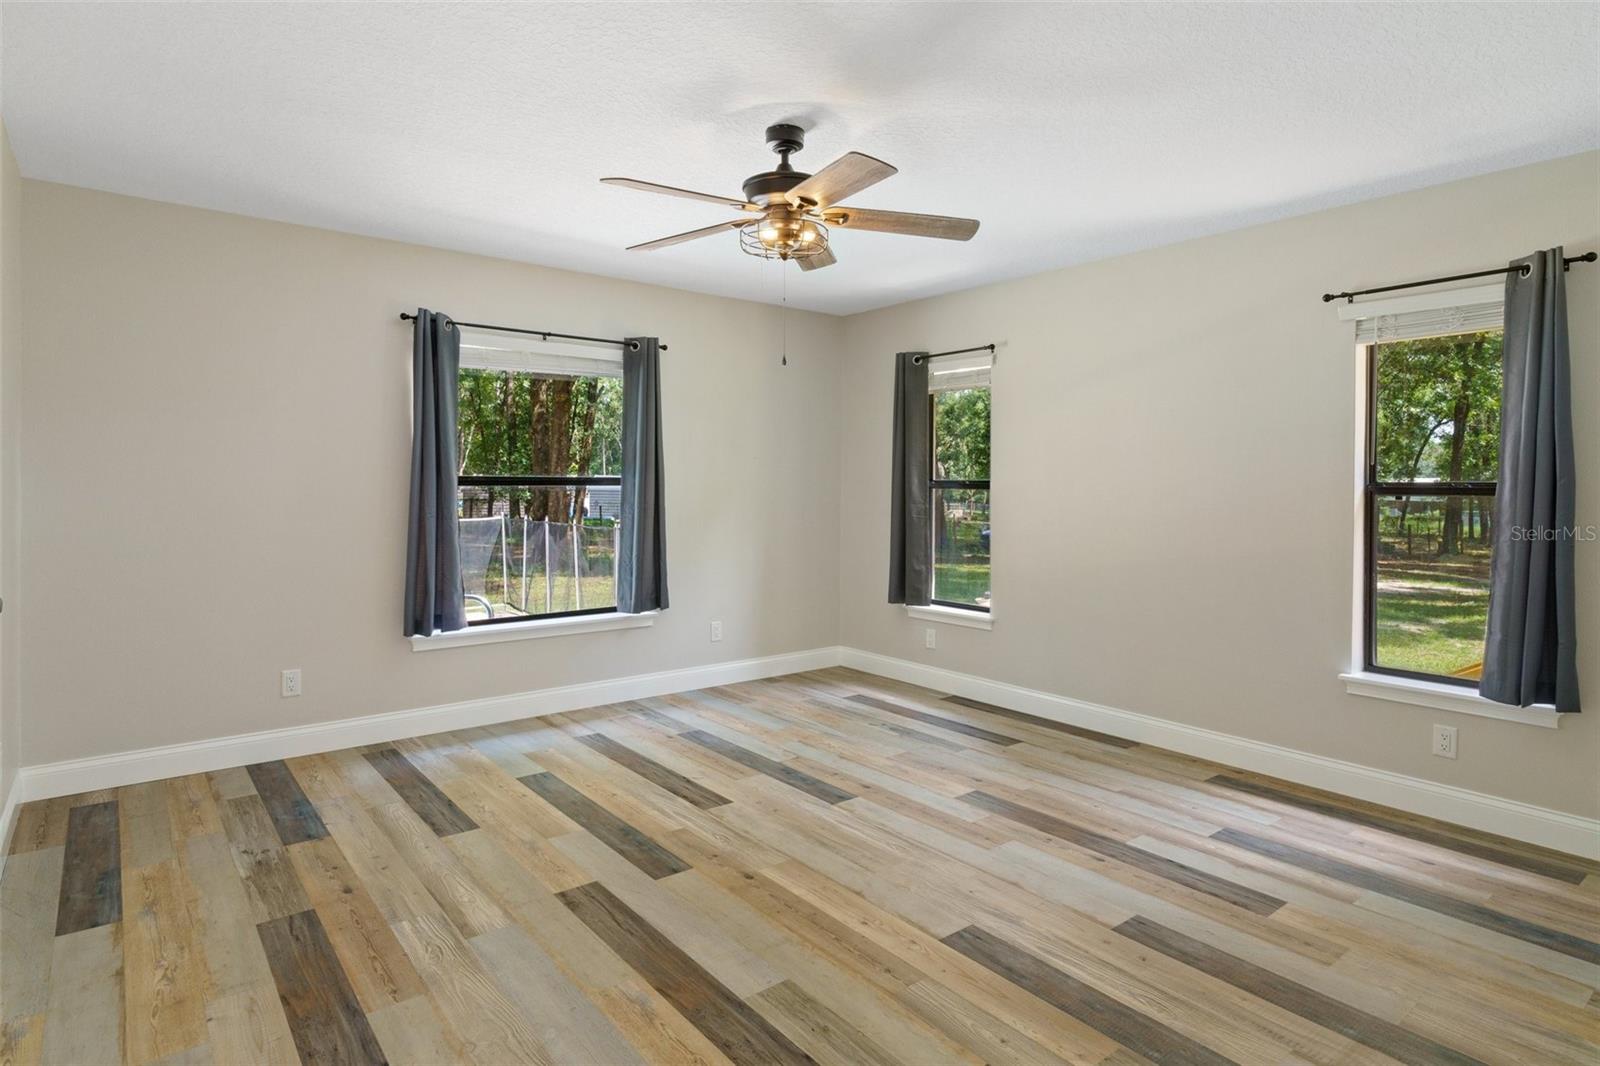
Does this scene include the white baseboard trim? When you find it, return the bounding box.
[15,646,844,804]
[0,774,20,873]
[839,649,1600,860]
[14,644,1595,860]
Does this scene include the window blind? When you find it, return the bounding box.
[458,326,623,378]
[1338,282,1504,343]
[928,350,993,393]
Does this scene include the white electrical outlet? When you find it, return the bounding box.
[1432,723,1457,759]
[709,620,723,643]
[281,669,302,698]
[925,628,936,649]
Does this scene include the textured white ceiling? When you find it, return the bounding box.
[4,3,1596,315]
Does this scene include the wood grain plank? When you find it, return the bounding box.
[520,771,690,879]
[255,908,388,1066]
[681,730,854,805]
[0,1014,44,1066]
[5,799,70,857]
[54,800,121,935]
[553,832,785,999]
[246,761,329,846]
[165,774,224,841]
[558,880,817,1066]
[943,924,1237,1066]
[1114,915,1484,1066]
[363,747,479,837]
[1214,828,1600,963]
[470,923,647,1066]
[218,795,312,924]
[963,790,1285,915]
[748,980,900,1066]
[389,910,554,1065]
[41,925,123,1066]
[207,766,258,802]
[121,859,209,1063]
[119,780,177,869]
[203,978,300,1066]
[183,832,278,999]
[1,846,64,1024]
[287,837,425,1012]
[849,693,1023,746]
[364,803,510,939]
[365,996,464,1066]
[942,695,1140,747]
[577,732,732,809]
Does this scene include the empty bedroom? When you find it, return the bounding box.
[0,3,1595,1065]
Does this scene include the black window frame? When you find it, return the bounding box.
[458,454,622,625]
[927,389,992,615]
[1361,340,1496,687]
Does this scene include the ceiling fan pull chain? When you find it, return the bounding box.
[781,261,788,367]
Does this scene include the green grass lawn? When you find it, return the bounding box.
[469,571,618,619]
[1373,554,1489,677]
[934,563,991,608]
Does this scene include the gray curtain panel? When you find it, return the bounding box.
[1480,249,1581,711]
[403,309,467,636]
[888,351,933,605]
[618,337,669,613]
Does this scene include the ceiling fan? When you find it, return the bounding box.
[601,124,979,271]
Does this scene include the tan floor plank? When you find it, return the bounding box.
[6,799,70,857]
[41,925,123,1066]
[0,1014,45,1066]
[201,979,298,1066]
[286,836,427,1012]
[120,860,209,1064]
[366,994,466,1066]
[0,846,65,1023]
[164,775,223,841]
[390,910,556,1066]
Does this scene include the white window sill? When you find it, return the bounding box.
[1340,672,1559,728]
[411,611,656,651]
[906,604,993,631]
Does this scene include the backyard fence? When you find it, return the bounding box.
[459,516,620,618]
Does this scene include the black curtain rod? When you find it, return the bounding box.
[913,343,995,365]
[1323,251,1596,304]
[398,312,666,351]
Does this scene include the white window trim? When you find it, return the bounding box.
[1343,296,1537,725]
[906,603,993,631]
[411,611,656,651]
[1340,671,1559,728]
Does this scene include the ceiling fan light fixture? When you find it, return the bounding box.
[739,215,829,261]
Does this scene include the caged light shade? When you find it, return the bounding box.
[739,214,829,261]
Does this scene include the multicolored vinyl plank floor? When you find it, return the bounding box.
[2,668,1596,1065]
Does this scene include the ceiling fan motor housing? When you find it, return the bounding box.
[743,122,811,206]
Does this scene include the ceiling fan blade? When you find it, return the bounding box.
[824,207,979,241]
[796,246,837,272]
[625,220,746,251]
[785,152,897,209]
[602,177,756,211]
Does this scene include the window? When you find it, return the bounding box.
[456,334,624,625]
[1364,326,1502,685]
[929,354,991,611]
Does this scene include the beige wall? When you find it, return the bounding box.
[837,152,1600,819]
[15,154,1598,824]
[0,123,20,809]
[19,182,844,765]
